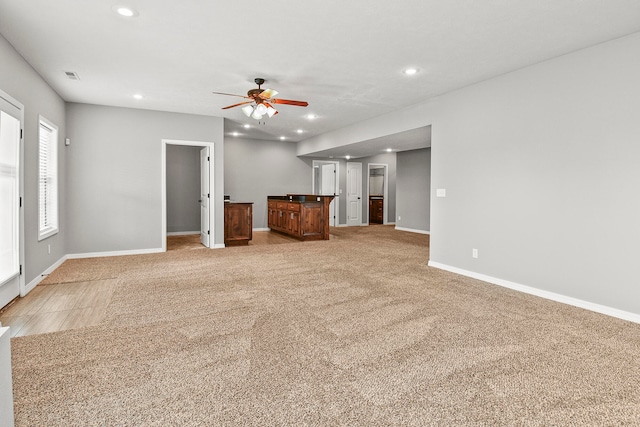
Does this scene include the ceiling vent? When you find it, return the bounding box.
[64,71,80,80]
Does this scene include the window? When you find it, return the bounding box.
[38,116,58,240]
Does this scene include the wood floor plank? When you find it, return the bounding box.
[14,311,72,337]
[0,315,31,337]
[59,307,106,330]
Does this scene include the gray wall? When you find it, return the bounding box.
[297,32,640,316]
[396,148,431,232]
[166,145,200,233]
[224,137,312,229]
[65,103,224,253]
[0,34,67,285]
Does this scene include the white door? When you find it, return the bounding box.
[346,162,362,226]
[0,93,22,308]
[321,163,337,226]
[200,147,210,247]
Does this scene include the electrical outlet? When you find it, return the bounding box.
[398,216,401,221]
[48,244,51,255]
[472,248,478,258]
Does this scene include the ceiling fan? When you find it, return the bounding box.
[212,78,308,120]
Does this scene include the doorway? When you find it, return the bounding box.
[346,162,362,226]
[161,139,215,251]
[0,90,24,308]
[312,160,339,226]
[367,163,388,225]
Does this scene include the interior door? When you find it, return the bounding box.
[346,162,362,226]
[320,163,336,226]
[0,93,22,308]
[200,147,210,247]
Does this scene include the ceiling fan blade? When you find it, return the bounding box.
[221,101,254,109]
[212,91,251,99]
[271,98,309,107]
[259,88,279,99]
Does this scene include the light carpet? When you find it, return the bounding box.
[11,226,640,425]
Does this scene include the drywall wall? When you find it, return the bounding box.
[0,34,67,286]
[396,148,431,232]
[166,145,200,233]
[297,31,640,317]
[65,103,224,253]
[430,32,640,314]
[224,137,312,229]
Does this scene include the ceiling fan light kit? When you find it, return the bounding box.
[213,77,308,123]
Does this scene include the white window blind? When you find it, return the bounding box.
[38,117,58,240]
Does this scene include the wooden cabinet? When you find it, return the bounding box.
[267,195,333,240]
[369,196,383,224]
[224,202,253,246]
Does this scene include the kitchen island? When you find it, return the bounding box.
[267,194,334,241]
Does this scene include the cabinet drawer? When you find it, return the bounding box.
[276,202,288,209]
[287,203,300,212]
[268,200,276,208]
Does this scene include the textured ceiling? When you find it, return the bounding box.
[1,0,639,157]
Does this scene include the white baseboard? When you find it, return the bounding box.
[253,228,270,232]
[167,231,199,236]
[212,243,225,249]
[23,255,68,296]
[67,247,164,259]
[395,226,430,235]
[428,260,640,325]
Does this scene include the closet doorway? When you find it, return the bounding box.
[367,163,388,225]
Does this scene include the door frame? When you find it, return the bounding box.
[161,139,215,250]
[346,161,363,226]
[311,160,340,226]
[366,163,389,224]
[0,90,25,300]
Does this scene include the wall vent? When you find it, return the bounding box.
[64,71,80,80]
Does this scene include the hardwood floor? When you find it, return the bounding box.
[0,279,116,338]
[0,231,308,337]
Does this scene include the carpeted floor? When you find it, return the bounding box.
[11,226,640,425]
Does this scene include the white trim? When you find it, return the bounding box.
[67,248,164,259]
[253,227,270,232]
[212,243,225,249]
[428,260,640,325]
[161,139,216,251]
[167,231,200,236]
[395,226,429,234]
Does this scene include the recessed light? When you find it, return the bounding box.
[243,124,251,129]
[345,155,351,160]
[231,132,239,137]
[296,129,304,134]
[386,148,393,152]
[133,94,143,100]
[305,114,317,120]
[113,6,138,17]
[280,136,286,140]
[403,67,419,76]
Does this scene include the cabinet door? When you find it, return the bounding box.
[290,211,300,235]
[301,204,323,237]
[268,207,278,229]
[226,205,249,239]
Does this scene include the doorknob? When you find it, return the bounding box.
[198,199,202,203]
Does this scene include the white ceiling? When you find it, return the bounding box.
[1,0,640,157]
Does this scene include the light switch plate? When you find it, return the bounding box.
[436,188,446,197]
